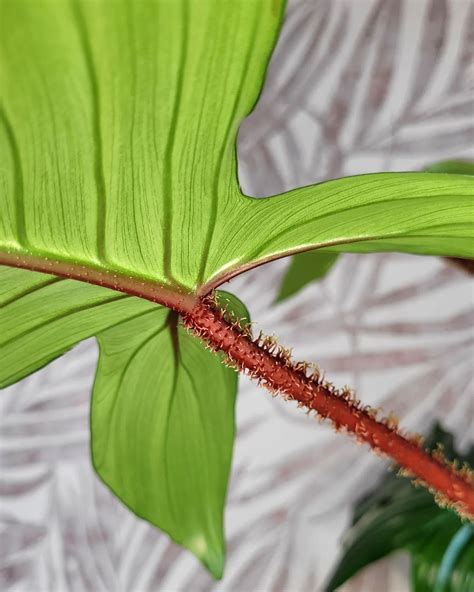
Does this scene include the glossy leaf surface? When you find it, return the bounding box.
[326,425,474,592]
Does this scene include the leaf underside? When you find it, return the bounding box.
[1,0,474,578]
[0,264,249,577]
[275,159,474,303]
[1,0,473,295]
[92,308,238,578]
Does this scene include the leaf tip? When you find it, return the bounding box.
[186,533,226,580]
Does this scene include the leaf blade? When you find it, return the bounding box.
[4,2,472,298]
[0,0,286,290]
[0,265,158,388]
[206,171,474,288]
[273,160,474,303]
[91,309,242,578]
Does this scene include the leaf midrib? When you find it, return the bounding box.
[72,0,107,263]
[0,250,198,313]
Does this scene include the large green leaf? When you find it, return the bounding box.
[1,0,473,298]
[326,425,474,592]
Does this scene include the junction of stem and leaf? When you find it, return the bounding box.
[182,295,474,520]
[1,250,473,520]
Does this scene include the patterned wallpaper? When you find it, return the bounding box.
[1,1,473,590]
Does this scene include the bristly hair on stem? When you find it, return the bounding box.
[182,293,474,520]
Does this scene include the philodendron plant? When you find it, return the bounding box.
[1,0,473,579]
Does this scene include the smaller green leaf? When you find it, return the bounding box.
[92,292,250,579]
[275,251,339,303]
[424,160,474,175]
[326,424,474,592]
[216,290,252,330]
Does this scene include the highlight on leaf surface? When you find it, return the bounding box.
[325,424,474,592]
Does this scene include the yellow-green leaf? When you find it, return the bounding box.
[92,309,240,578]
[1,1,472,296]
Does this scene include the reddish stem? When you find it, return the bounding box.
[183,297,474,519]
[2,251,473,516]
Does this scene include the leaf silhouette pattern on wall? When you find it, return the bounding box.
[1,0,473,590]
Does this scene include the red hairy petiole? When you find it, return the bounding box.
[183,295,474,520]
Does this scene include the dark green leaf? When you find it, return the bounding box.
[275,251,338,303]
[413,523,474,592]
[424,160,474,175]
[326,424,474,592]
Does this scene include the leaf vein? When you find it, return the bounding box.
[0,105,27,248]
[1,277,63,308]
[1,293,128,348]
[162,0,189,280]
[72,0,107,262]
